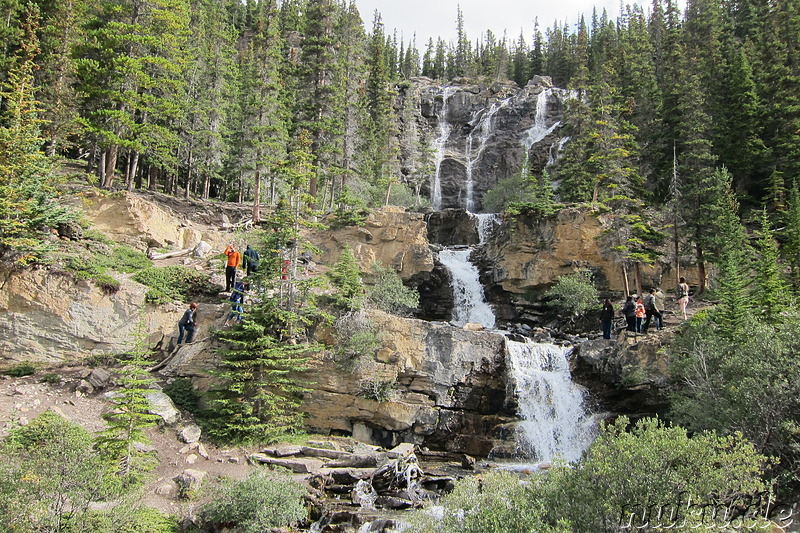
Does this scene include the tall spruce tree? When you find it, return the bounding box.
[0,3,72,263]
[753,207,789,320]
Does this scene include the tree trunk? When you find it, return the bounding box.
[622,263,630,296]
[384,181,392,206]
[126,150,139,192]
[87,143,97,174]
[148,166,158,191]
[696,245,707,294]
[252,171,261,224]
[634,263,643,297]
[184,147,193,200]
[202,174,210,200]
[98,150,106,187]
[103,144,119,188]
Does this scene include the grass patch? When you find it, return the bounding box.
[132,265,218,304]
[4,362,36,377]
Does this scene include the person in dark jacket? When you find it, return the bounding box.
[224,281,248,326]
[600,299,615,339]
[622,295,637,332]
[177,302,198,344]
[243,245,260,276]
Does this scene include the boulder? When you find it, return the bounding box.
[173,469,206,498]
[192,241,213,258]
[327,454,382,469]
[85,368,113,389]
[178,424,202,444]
[145,391,181,425]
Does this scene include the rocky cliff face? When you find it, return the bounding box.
[0,268,180,363]
[307,207,434,280]
[398,76,568,212]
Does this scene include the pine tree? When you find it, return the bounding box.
[208,311,314,444]
[782,183,800,289]
[236,0,289,219]
[709,183,751,335]
[328,245,363,310]
[0,3,72,263]
[94,323,161,486]
[753,207,789,320]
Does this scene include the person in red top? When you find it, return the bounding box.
[224,244,241,292]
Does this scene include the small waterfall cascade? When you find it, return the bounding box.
[520,89,561,175]
[475,212,499,245]
[439,247,496,328]
[431,87,457,211]
[464,98,510,211]
[438,213,498,328]
[506,339,596,463]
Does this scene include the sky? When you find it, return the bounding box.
[352,0,629,47]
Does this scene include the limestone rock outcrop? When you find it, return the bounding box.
[0,268,179,363]
[307,207,434,279]
[303,310,513,456]
[398,76,567,211]
[76,190,236,252]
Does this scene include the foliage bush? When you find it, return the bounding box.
[409,470,568,533]
[93,273,121,294]
[163,378,201,412]
[536,417,772,532]
[410,417,771,533]
[132,266,217,304]
[0,411,117,532]
[366,263,419,315]
[545,270,599,319]
[333,311,383,371]
[358,379,396,402]
[39,372,62,384]
[201,469,307,533]
[3,362,36,377]
[670,311,800,486]
[81,506,179,533]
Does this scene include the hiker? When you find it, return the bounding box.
[224,244,241,292]
[177,302,198,344]
[622,295,637,332]
[642,287,664,332]
[678,277,690,320]
[600,299,615,339]
[635,296,646,333]
[225,281,248,326]
[243,244,260,276]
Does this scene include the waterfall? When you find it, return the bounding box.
[464,98,509,211]
[520,89,561,176]
[506,340,596,463]
[431,87,457,211]
[439,247,495,329]
[475,212,499,245]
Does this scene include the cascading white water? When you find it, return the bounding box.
[439,247,495,329]
[464,98,509,211]
[432,87,457,211]
[520,89,562,176]
[474,212,499,245]
[506,340,596,463]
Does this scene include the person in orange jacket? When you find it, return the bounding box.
[224,244,241,292]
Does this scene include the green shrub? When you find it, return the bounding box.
[545,269,599,319]
[39,373,62,384]
[132,266,218,304]
[366,263,419,315]
[84,353,118,368]
[75,506,179,533]
[409,470,567,533]
[83,228,114,245]
[358,379,395,402]
[163,378,201,412]
[107,246,151,273]
[327,246,363,310]
[93,274,121,294]
[0,411,117,532]
[536,417,772,532]
[333,312,382,371]
[4,362,36,377]
[201,470,307,533]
